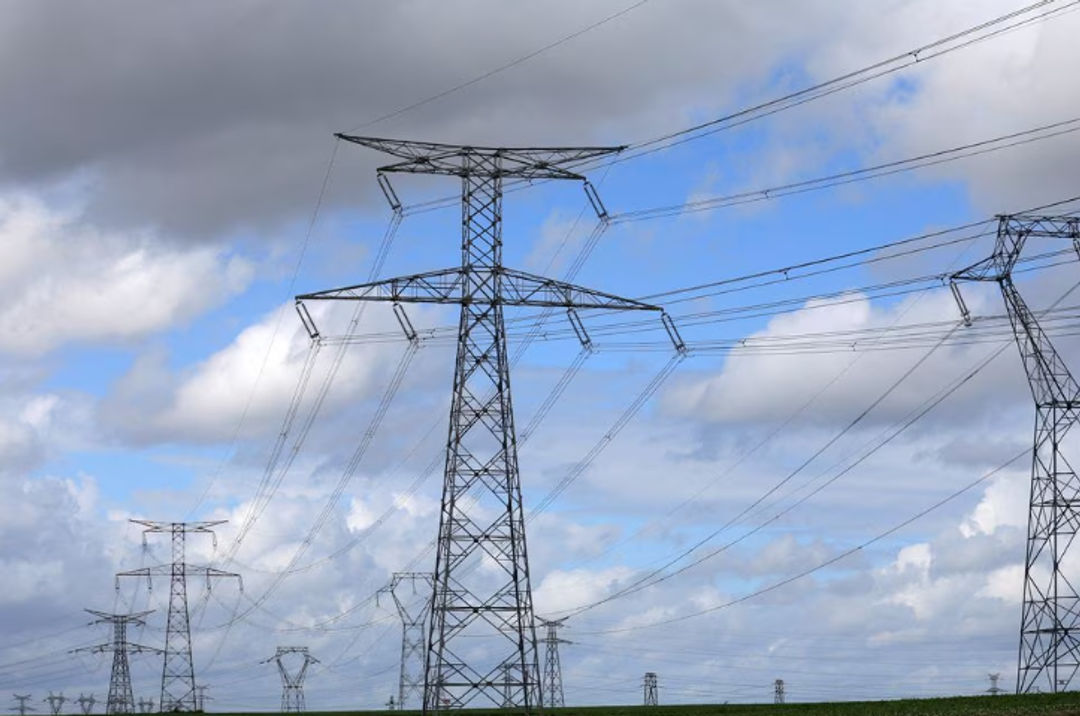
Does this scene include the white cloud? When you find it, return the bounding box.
[0,196,253,355]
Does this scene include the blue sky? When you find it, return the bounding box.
[2,0,1080,710]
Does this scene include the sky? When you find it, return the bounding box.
[2,0,1080,710]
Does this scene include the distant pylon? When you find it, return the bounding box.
[295,135,669,712]
[136,699,153,713]
[263,647,318,713]
[117,520,241,712]
[378,573,433,710]
[539,618,570,707]
[642,673,658,706]
[76,695,96,715]
[194,686,210,712]
[385,696,396,711]
[501,664,513,709]
[987,673,1003,696]
[75,609,160,715]
[43,692,66,715]
[13,694,36,716]
[774,679,785,704]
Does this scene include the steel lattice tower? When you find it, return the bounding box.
[951,214,1080,693]
[136,700,153,713]
[76,695,96,715]
[13,694,36,716]
[263,647,318,713]
[642,674,657,706]
[117,520,241,711]
[75,610,159,715]
[296,136,661,712]
[43,692,66,715]
[773,679,785,704]
[538,618,569,708]
[378,573,434,709]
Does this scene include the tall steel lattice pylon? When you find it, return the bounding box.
[117,520,241,711]
[538,618,570,708]
[642,673,657,706]
[951,213,1080,693]
[74,610,159,715]
[263,647,318,713]
[773,679,785,704]
[378,573,434,709]
[296,136,664,712]
[13,694,36,716]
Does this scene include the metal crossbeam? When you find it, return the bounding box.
[335,134,625,180]
[297,266,658,311]
[951,213,1080,694]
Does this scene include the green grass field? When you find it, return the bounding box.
[186,693,1080,716]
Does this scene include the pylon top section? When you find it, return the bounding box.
[334,134,625,180]
[130,519,226,532]
[85,609,153,625]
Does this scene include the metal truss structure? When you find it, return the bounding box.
[263,648,318,713]
[117,521,241,711]
[43,693,66,716]
[297,135,664,712]
[951,213,1080,693]
[12,695,36,716]
[774,679,785,705]
[76,695,96,715]
[642,673,658,706]
[538,618,570,708]
[75,610,159,714]
[136,700,153,713]
[378,573,434,709]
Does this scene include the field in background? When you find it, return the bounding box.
[187,693,1080,716]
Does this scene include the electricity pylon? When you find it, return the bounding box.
[76,695,96,715]
[538,618,570,707]
[296,135,665,712]
[75,610,159,715]
[263,647,318,713]
[774,679,785,704]
[952,214,1080,693]
[378,573,434,709]
[117,520,241,711]
[13,694,36,716]
[43,692,66,715]
[136,700,153,713]
[194,686,210,712]
[642,673,657,706]
[987,672,1003,695]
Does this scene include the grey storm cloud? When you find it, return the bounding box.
[0,0,877,239]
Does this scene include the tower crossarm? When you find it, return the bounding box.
[334,134,624,180]
[297,267,659,340]
[116,565,242,589]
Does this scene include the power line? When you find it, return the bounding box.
[344,0,651,132]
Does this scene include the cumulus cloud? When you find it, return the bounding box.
[0,196,253,355]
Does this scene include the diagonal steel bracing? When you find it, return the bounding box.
[952,213,1080,694]
[298,136,661,712]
